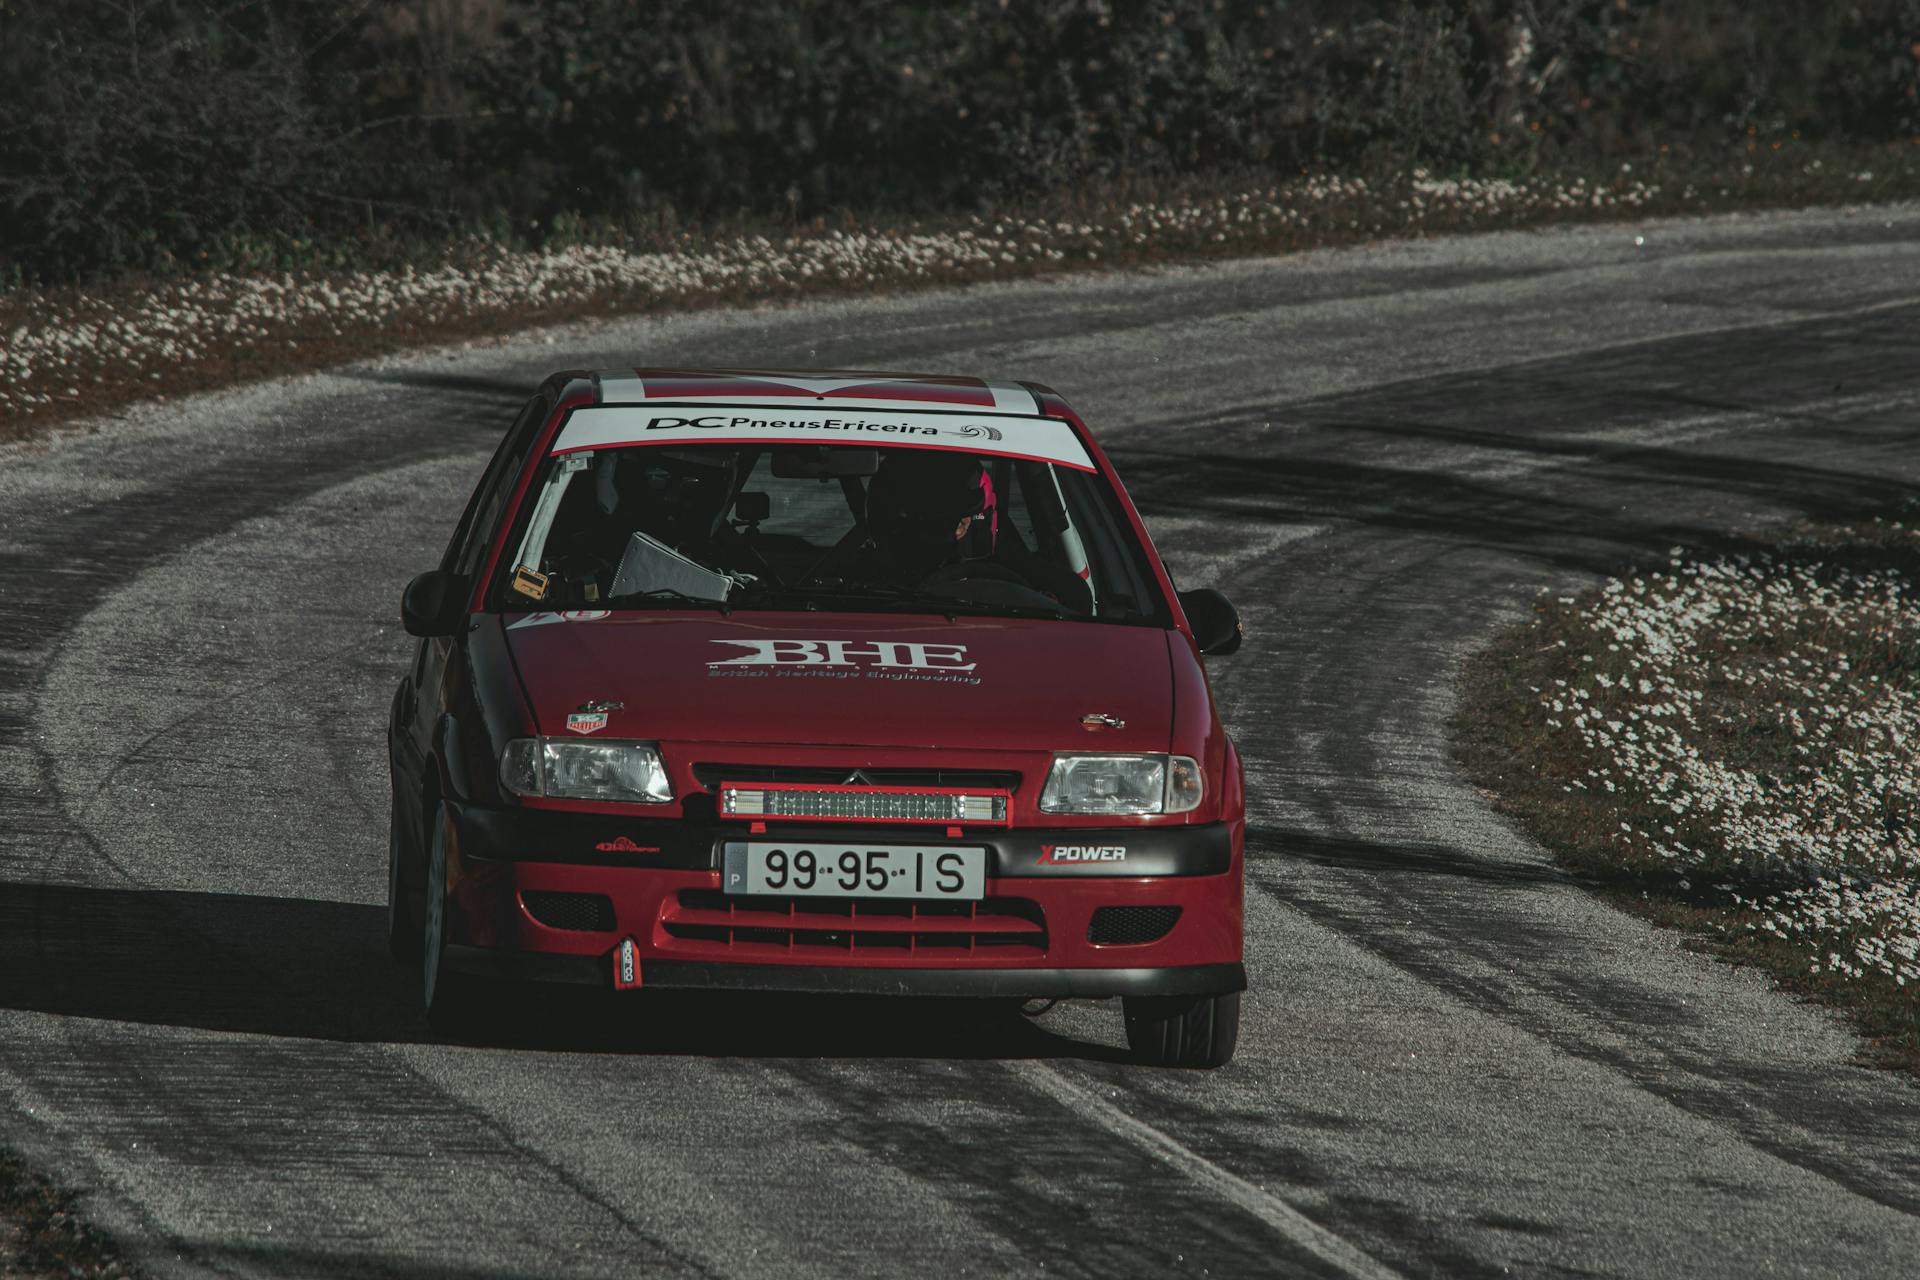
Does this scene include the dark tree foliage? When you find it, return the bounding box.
[0,0,1914,281]
[0,1,424,276]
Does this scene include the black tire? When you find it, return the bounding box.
[1122,991,1241,1068]
[421,804,486,1037]
[385,794,422,961]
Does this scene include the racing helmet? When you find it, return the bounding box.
[596,447,737,544]
[866,450,997,561]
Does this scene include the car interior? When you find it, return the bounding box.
[503,442,1155,619]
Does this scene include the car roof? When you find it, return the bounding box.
[590,367,1046,416]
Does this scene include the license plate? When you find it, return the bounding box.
[723,842,987,900]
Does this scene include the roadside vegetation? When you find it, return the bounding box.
[0,163,1724,432]
[1458,517,1920,1070]
[6,146,1915,439]
[0,1148,137,1278]
[3,1,1919,437]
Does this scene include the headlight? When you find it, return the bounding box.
[1039,754,1203,815]
[499,739,673,804]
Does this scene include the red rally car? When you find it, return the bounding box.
[388,368,1248,1067]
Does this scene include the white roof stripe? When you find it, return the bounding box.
[985,380,1039,414]
[551,405,1096,471]
[596,371,645,401]
[591,370,1036,413]
[658,374,913,397]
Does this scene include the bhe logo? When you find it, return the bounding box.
[708,639,975,671]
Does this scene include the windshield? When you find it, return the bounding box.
[488,441,1166,623]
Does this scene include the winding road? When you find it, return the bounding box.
[4,204,1919,1278]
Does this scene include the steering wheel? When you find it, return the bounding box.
[922,559,1065,609]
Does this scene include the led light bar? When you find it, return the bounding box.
[718,781,1011,827]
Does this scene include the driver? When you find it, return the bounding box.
[862,451,996,582]
[848,451,1093,614]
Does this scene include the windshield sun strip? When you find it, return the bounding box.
[546,402,1098,473]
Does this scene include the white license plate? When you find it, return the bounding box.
[723,842,987,900]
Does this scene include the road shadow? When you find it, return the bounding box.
[1116,439,1908,579]
[0,881,1128,1063]
[1116,299,1920,577]
[344,367,537,404]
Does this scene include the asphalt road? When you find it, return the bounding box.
[4,204,1919,1279]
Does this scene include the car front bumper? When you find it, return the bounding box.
[440,803,1246,999]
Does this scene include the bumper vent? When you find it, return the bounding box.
[663,890,1047,955]
[1087,905,1181,946]
[522,890,617,932]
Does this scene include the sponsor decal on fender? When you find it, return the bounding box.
[1038,844,1128,865]
[566,698,622,735]
[706,638,981,685]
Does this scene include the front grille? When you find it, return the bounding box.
[522,890,617,932]
[662,889,1047,955]
[694,764,1021,793]
[1087,905,1181,945]
[720,781,1009,826]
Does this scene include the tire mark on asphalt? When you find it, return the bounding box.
[0,432,495,878]
[1014,1062,1404,1280]
[13,1016,718,1279]
[43,635,381,883]
[753,1052,1307,1278]
[1244,858,1920,1220]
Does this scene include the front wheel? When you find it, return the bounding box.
[421,804,485,1036]
[1122,991,1241,1068]
[385,795,421,961]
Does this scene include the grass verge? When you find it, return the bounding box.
[0,1147,138,1278]
[6,141,1918,446]
[1456,515,1920,1072]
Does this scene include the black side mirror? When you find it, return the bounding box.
[1179,588,1242,656]
[402,570,470,638]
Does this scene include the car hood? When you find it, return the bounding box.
[501,610,1172,752]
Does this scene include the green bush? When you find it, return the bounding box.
[1,0,1914,282]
